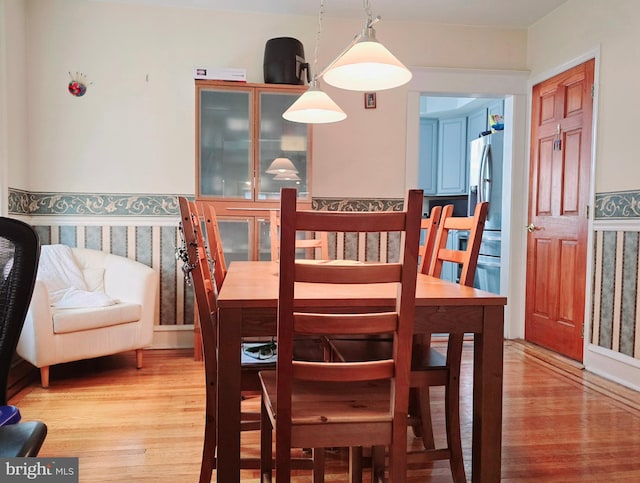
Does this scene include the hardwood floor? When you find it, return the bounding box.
[9,340,640,482]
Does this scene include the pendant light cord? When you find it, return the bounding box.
[311,0,326,86]
[363,0,372,20]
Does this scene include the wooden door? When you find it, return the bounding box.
[525,59,594,362]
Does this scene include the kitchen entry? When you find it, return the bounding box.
[418,94,506,294]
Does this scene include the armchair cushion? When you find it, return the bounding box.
[52,302,142,334]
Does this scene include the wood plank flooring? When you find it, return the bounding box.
[9,340,640,482]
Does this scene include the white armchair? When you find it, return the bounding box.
[17,246,158,388]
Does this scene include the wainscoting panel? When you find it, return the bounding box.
[591,229,640,360]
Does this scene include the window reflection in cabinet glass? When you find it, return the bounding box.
[257,217,271,261]
[259,92,309,199]
[218,218,251,264]
[199,90,251,198]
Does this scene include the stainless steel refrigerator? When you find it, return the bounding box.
[467,131,504,294]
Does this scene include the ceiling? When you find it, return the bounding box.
[107,0,570,28]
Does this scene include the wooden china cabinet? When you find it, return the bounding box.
[195,80,312,262]
[193,80,312,358]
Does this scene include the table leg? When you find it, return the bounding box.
[472,305,504,482]
[216,306,243,483]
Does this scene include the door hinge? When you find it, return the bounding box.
[586,204,590,219]
[581,324,585,339]
[591,84,595,98]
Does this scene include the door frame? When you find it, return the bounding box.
[405,66,529,340]
[526,47,601,366]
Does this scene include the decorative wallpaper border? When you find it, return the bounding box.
[8,188,182,217]
[595,190,640,220]
[8,189,405,216]
[312,198,404,212]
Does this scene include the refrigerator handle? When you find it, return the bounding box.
[478,144,489,202]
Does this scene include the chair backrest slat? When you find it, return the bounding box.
[295,262,401,284]
[293,312,398,336]
[292,360,395,382]
[418,205,443,274]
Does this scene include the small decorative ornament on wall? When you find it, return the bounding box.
[68,72,91,97]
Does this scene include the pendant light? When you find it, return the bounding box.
[282,80,346,123]
[321,16,412,91]
[282,0,411,124]
[282,0,346,124]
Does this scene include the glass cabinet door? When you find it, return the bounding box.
[196,81,312,262]
[217,218,251,264]
[199,89,252,198]
[258,91,310,200]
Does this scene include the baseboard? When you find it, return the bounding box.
[151,325,194,349]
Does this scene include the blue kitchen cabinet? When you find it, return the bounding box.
[437,117,468,195]
[418,118,438,195]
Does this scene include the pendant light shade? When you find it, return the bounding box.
[322,29,412,91]
[266,157,299,174]
[282,84,347,124]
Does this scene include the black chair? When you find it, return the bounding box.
[0,217,47,457]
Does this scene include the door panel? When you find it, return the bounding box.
[537,138,554,214]
[563,130,582,214]
[525,59,594,362]
[558,239,577,321]
[532,238,552,316]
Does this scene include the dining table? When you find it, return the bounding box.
[215,260,507,482]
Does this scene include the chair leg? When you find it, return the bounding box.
[40,366,50,388]
[199,385,216,483]
[260,397,273,482]
[371,446,386,483]
[416,386,436,449]
[445,333,466,483]
[349,447,362,483]
[312,448,325,483]
[275,432,292,483]
[135,349,143,369]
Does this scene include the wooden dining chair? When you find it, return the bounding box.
[178,198,272,483]
[408,200,489,481]
[178,198,325,483]
[417,205,443,274]
[269,209,329,261]
[258,187,423,482]
[329,201,488,482]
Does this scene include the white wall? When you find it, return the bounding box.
[528,0,640,193]
[13,0,527,198]
[0,0,28,214]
